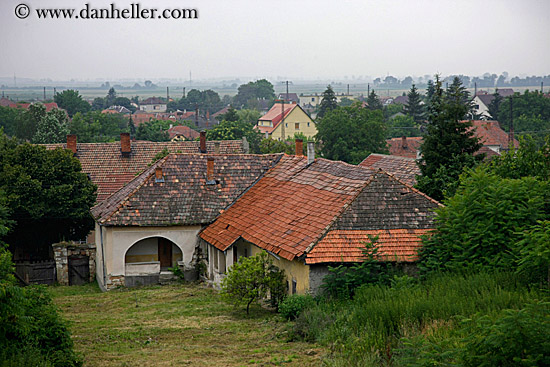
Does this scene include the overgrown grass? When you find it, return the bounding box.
[49,282,322,367]
[290,272,547,366]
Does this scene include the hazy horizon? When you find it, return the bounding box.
[1,0,548,83]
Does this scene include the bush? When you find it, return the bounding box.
[278,294,315,320]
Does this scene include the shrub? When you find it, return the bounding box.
[278,294,315,320]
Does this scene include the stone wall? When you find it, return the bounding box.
[52,242,96,285]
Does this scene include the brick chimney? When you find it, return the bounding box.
[402,136,408,149]
[67,134,77,155]
[307,141,315,165]
[206,157,216,185]
[199,131,206,153]
[155,167,164,183]
[214,141,220,154]
[295,139,303,156]
[121,133,131,157]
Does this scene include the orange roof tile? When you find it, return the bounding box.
[359,154,420,185]
[306,228,432,264]
[466,120,519,149]
[387,137,422,158]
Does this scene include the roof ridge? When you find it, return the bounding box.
[100,154,171,224]
[375,169,443,207]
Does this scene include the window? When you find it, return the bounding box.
[307,122,310,127]
[292,279,297,294]
[295,123,299,130]
[311,97,314,102]
[285,123,288,127]
[244,248,248,258]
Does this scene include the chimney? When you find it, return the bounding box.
[402,136,408,149]
[295,139,303,156]
[155,167,164,183]
[67,134,77,155]
[199,131,206,153]
[214,141,220,154]
[206,157,216,185]
[307,141,315,164]
[121,133,131,157]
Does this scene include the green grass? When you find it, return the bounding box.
[49,282,322,367]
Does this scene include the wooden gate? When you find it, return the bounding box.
[69,255,90,285]
[15,260,56,285]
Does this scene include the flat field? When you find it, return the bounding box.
[50,283,322,367]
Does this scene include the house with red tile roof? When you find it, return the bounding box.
[8,101,60,112]
[44,133,247,202]
[359,153,420,186]
[0,97,13,107]
[256,101,316,140]
[90,153,283,290]
[199,150,440,295]
[168,125,200,141]
[387,136,423,159]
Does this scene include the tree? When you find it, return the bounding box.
[236,109,261,124]
[387,115,421,138]
[15,103,46,141]
[315,103,388,164]
[105,87,117,107]
[216,107,238,122]
[366,89,383,110]
[317,85,338,119]
[0,106,21,137]
[487,90,503,120]
[128,115,136,138]
[135,119,170,142]
[234,79,275,109]
[206,120,262,153]
[0,134,97,259]
[415,75,482,201]
[221,251,286,314]
[404,84,425,124]
[68,111,128,142]
[419,167,549,275]
[32,108,69,144]
[54,89,90,117]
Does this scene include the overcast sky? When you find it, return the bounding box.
[1,0,548,82]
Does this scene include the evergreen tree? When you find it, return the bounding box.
[404,84,425,124]
[128,115,136,138]
[426,80,435,107]
[317,85,338,119]
[415,75,483,201]
[487,90,503,121]
[366,89,383,110]
[105,87,117,107]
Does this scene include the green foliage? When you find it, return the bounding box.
[221,251,286,314]
[387,115,422,138]
[366,90,383,110]
[0,134,97,259]
[416,75,482,201]
[516,221,550,287]
[487,90,503,121]
[216,106,238,122]
[135,119,170,142]
[338,97,354,107]
[317,85,338,119]
[0,106,22,137]
[149,147,170,165]
[53,90,90,118]
[404,84,425,124]
[32,108,69,144]
[260,138,293,154]
[278,294,315,320]
[0,246,82,367]
[168,89,222,114]
[233,79,275,109]
[206,119,262,153]
[315,103,388,164]
[236,109,261,124]
[419,167,549,275]
[69,111,128,142]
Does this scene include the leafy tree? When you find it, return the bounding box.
[206,119,262,153]
[0,105,21,136]
[316,103,388,164]
[54,89,90,117]
[387,115,422,138]
[338,97,354,107]
[135,119,170,142]
[167,89,222,114]
[32,108,69,144]
[419,167,549,275]
[236,109,261,124]
[91,97,106,111]
[487,89,503,120]
[128,115,136,138]
[68,111,128,142]
[404,84,425,124]
[259,133,311,155]
[113,97,136,113]
[233,79,275,109]
[415,75,482,201]
[216,107,238,122]
[105,87,117,107]
[366,89,383,110]
[516,222,550,287]
[0,134,97,259]
[317,85,338,119]
[15,102,46,141]
[221,251,286,314]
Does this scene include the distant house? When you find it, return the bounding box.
[472,89,514,119]
[199,151,440,295]
[91,153,283,290]
[278,93,300,104]
[387,136,423,159]
[0,97,13,107]
[299,93,355,108]
[168,125,200,141]
[139,97,167,113]
[393,95,409,105]
[359,154,420,186]
[8,101,60,112]
[256,102,316,140]
[44,133,247,203]
[102,105,131,114]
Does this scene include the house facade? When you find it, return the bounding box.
[256,102,317,140]
[139,97,167,112]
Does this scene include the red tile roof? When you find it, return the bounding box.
[256,103,298,134]
[387,137,422,158]
[0,97,12,107]
[44,139,245,202]
[466,120,519,149]
[200,157,440,263]
[168,125,200,140]
[8,102,59,112]
[92,153,283,226]
[359,154,420,185]
[306,228,432,264]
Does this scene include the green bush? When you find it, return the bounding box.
[278,294,315,320]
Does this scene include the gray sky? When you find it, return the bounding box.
[1,0,548,81]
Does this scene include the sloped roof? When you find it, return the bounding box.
[387,137,423,158]
[200,157,439,263]
[467,120,519,148]
[141,97,165,105]
[259,103,296,123]
[44,139,245,202]
[359,154,420,186]
[0,97,12,107]
[9,102,59,112]
[476,94,494,108]
[168,125,200,140]
[92,153,283,226]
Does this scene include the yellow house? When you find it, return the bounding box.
[199,150,441,295]
[256,101,316,140]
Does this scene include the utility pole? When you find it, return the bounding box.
[183,87,186,98]
[167,86,169,101]
[280,98,285,141]
[43,87,46,101]
[367,83,370,97]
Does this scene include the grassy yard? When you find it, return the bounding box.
[49,282,322,367]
